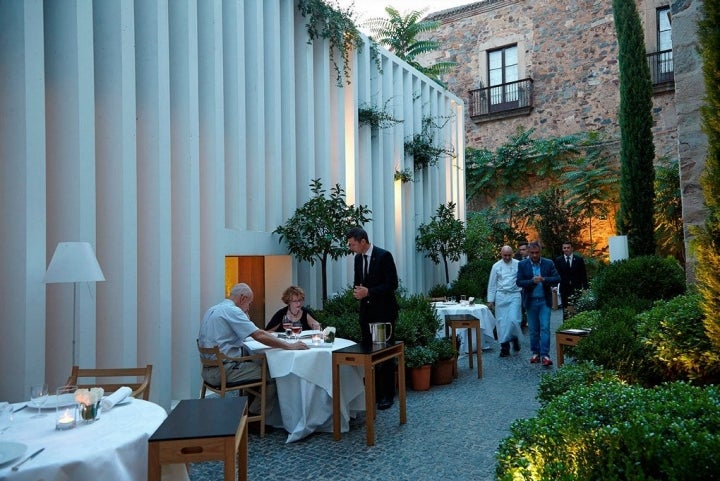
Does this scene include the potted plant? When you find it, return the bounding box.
[404,345,437,391]
[430,337,457,385]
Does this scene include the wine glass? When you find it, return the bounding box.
[282,315,293,339]
[30,383,49,418]
[291,320,302,341]
[0,403,13,434]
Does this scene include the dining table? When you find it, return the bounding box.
[0,397,188,481]
[243,335,366,443]
[432,301,498,351]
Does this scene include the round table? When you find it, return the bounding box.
[1,398,188,480]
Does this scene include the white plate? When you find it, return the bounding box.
[0,441,26,465]
[28,394,76,409]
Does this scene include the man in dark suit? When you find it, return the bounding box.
[516,242,560,366]
[346,227,399,410]
[553,241,589,319]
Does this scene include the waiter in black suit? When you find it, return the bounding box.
[346,227,399,411]
[553,241,589,319]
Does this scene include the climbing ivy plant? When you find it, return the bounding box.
[404,115,455,170]
[297,0,381,87]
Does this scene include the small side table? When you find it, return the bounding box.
[148,397,248,481]
[445,315,482,379]
[555,329,591,367]
[332,341,406,446]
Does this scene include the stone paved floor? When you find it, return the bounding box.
[188,309,563,481]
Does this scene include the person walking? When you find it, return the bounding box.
[346,227,399,410]
[487,246,523,357]
[553,241,589,319]
[516,242,560,366]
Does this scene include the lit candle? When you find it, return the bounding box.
[312,333,322,345]
[56,409,75,430]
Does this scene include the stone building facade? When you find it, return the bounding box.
[424,0,692,258]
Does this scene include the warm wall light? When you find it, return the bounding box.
[44,242,106,365]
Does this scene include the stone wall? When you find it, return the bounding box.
[425,0,683,257]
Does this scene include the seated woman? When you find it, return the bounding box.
[265,285,322,332]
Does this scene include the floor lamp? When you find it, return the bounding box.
[44,242,106,366]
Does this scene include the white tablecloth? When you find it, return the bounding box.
[1,399,188,481]
[433,302,498,351]
[244,337,365,443]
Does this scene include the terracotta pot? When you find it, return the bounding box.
[408,365,431,391]
[431,358,455,385]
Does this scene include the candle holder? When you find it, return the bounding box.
[55,386,78,430]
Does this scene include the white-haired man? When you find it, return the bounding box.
[487,246,523,357]
[198,283,308,415]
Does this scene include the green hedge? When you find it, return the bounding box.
[591,255,686,312]
[536,361,622,406]
[497,381,720,480]
[636,292,720,384]
[314,287,441,347]
[448,258,494,301]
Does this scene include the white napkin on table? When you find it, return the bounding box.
[101,386,132,411]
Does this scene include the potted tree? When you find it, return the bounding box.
[429,337,457,385]
[404,345,437,391]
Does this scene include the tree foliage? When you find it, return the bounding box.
[365,7,456,85]
[415,202,465,284]
[274,179,371,303]
[694,0,720,351]
[613,0,656,256]
[654,157,684,263]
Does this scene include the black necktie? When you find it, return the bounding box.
[566,256,572,267]
[363,254,369,282]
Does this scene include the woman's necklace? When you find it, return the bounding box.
[287,308,301,320]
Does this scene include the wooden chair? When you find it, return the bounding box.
[428,296,447,303]
[66,365,153,400]
[197,341,267,437]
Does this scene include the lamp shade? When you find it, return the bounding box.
[44,242,106,283]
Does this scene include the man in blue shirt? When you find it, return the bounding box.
[516,242,560,366]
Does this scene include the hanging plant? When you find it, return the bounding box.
[404,115,455,171]
[297,0,382,87]
[358,98,402,129]
[394,168,414,183]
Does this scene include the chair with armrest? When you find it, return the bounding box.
[66,365,153,400]
[196,340,267,437]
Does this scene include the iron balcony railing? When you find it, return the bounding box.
[647,49,674,85]
[468,78,533,119]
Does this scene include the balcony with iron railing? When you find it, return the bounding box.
[468,78,533,122]
[647,49,674,92]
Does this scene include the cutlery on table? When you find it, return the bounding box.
[13,404,27,413]
[11,448,44,471]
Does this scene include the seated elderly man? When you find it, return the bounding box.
[198,282,308,415]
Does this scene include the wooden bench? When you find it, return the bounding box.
[148,397,248,481]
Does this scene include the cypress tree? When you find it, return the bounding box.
[695,0,720,350]
[612,0,656,256]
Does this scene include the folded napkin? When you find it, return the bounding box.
[101,386,132,411]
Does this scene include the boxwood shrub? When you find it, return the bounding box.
[497,381,720,481]
[591,255,686,312]
[636,292,720,384]
[536,361,622,406]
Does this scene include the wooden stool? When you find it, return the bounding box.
[148,397,248,481]
[555,329,591,366]
[446,315,482,379]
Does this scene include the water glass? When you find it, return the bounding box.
[0,403,12,434]
[30,383,49,418]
